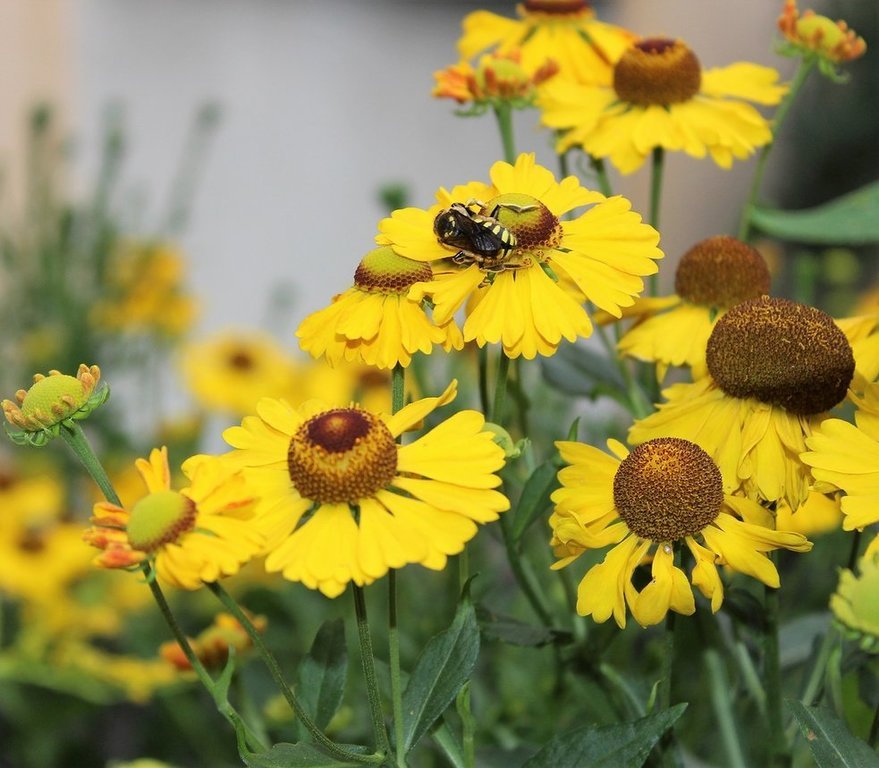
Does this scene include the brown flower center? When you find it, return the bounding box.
[522,0,591,15]
[674,236,771,308]
[613,38,701,106]
[707,296,855,415]
[228,350,255,371]
[287,408,398,504]
[354,246,432,293]
[613,438,723,542]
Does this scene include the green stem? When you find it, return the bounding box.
[764,563,790,768]
[589,154,613,197]
[493,103,517,164]
[477,347,490,416]
[869,700,879,749]
[738,59,816,241]
[846,529,863,571]
[705,649,749,768]
[648,147,664,296]
[657,544,682,768]
[593,320,651,419]
[388,572,407,767]
[208,583,380,764]
[145,568,266,754]
[499,513,553,627]
[391,364,405,414]
[353,585,391,757]
[60,422,121,506]
[489,353,511,425]
[457,682,476,768]
[557,148,570,179]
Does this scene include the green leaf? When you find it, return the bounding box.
[476,605,569,648]
[243,742,371,768]
[750,181,879,244]
[511,460,561,543]
[540,342,626,403]
[297,619,348,730]
[213,645,237,709]
[522,704,687,768]
[787,701,879,767]
[401,599,480,754]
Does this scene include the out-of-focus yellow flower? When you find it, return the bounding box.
[775,491,843,537]
[433,50,559,110]
[831,550,879,652]
[778,0,866,66]
[458,1,635,85]
[159,612,266,671]
[181,330,300,417]
[91,240,197,338]
[539,38,786,174]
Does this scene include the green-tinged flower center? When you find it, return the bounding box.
[354,246,433,293]
[613,438,723,542]
[674,236,771,308]
[522,0,591,16]
[488,193,561,255]
[21,375,86,422]
[707,296,854,415]
[127,490,197,553]
[287,408,398,504]
[613,38,701,105]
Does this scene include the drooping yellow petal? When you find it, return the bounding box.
[630,543,695,627]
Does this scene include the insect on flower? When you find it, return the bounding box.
[433,198,536,271]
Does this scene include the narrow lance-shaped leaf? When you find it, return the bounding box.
[401,596,480,754]
[522,703,688,768]
[297,618,348,730]
[787,701,879,768]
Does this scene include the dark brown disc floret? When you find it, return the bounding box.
[706,296,854,415]
[613,39,701,106]
[613,438,723,542]
[674,236,771,308]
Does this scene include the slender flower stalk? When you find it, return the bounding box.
[589,155,613,198]
[705,649,749,768]
[208,582,382,764]
[764,552,789,768]
[738,59,816,241]
[648,147,665,296]
[59,421,266,754]
[353,585,391,757]
[493,103,517,164]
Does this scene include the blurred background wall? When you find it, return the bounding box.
[2,0,868,340]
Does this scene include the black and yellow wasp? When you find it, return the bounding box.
[433,199,537,272]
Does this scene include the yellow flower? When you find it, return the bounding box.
[538,38,787,174]
[2,364,108,446]
[433,50,559,109]
[377,153,662,359]
[801,380,879,532]
[84,447,265,589]
[609,236,771,379]
[297,246,463,370]
[222,381,509,597]
[550,437,811,628]
[629,297,855,511]
[181,330,300,416]
[90,240,197,338]
[159,611,267,671]
[778,0,867,65]
[775,491,843,537]
[833,314,879,389]
[458,1,636,85]
[830,551,879,653]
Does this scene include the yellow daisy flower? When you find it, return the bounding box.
[830,550,879,653]
[377,153,662,359]
[297,246,463,370]
[538,38,787,174]
[458,0,636,85]
[609,235,770,379]
[775,491,843,537]
[801,380,879,533]
[181,330,300,416]
[778,0,867,66]
[221,381,509,597]
[629,297,855,511]
[84,447,265,589]
[550,437,811,629]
